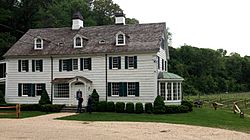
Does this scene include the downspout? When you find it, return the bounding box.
[50,56,53,104]
[105,54,107,102]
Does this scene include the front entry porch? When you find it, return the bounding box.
[52,76,92,106]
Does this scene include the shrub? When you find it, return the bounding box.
[153,95,166,114]
[165,105,189,114]
[21,104,41,111]
[135,102,143,114]
[39,90,51,105]
[97,101,107,112]
[181,100,193,111]
[91,89,99,111]
[115,102,125,113]
[40,104,64,112]
[126,102,134,113]
[107,102,115,112]
[145,103,153,114]
[0,90,6,104]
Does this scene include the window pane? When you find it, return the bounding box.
[75,37,81,46]
[128,82,136,96]
[160,83,166,100]
[128,56,134,68]
[84,58,90,69]
[63,60,68,71]
[112,83,119,96]
[35,60,42,71]
[167,83,171,100]
[36,84,43,96]
[54,84,69,98]
[177,83,181,100]
[173,83,177,100]
[22,60,28,71]
[112,57,118,69]
[118,34,124,44]
[73,59,78,70]
[36,39,42,48]
[23,84,29,96]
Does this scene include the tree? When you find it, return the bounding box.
[39,90,51,105]
[153,95,165,114]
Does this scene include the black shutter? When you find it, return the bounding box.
[157,56,160,69]
[165,61,167,71]
[135,82,139,97]
[125,56,128,69]
[109,57,112,69]
[118,56,121,69]
[67,59,72,71]
[59,60,62,72]
[18,60,21,72]
[32,60,35,72]
[25,60,29,72]
[80,58,83,71]
[18,83,22,97]
[88,58,92,70]
[108,83,111,96]
[162,59,164,70]
[31,84,35,97]
[40,60,43,72]
[123,82,127,97]
[134,56,137,69]
[119,82,123,96]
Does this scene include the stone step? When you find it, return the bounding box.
[61,106,86,113]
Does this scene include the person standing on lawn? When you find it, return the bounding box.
[76,89,83,113]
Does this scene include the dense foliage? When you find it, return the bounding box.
[135,102,143,114]
[169,46,250,95]
[91,89,99,111]
[0,0,139,59]
[106,101,115,112]
[153,95,166,114]
[97,101,107,112]
[145,103,153,114]
[125,102,134,113]
[115,102,125,113]
[38,90,51,105]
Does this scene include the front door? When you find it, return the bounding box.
[71,82,86,106]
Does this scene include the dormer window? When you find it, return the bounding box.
[74,35,83,48]
[34,38,43,50]
[116,32,125,46]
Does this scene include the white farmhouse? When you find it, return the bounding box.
[2,12,183,106]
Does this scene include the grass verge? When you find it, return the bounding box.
[0,110,48,119]
[59,107,250,133]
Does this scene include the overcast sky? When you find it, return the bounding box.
[113,0,250,56]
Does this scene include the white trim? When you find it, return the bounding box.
[73,35,83,48]
[34,37,43,50]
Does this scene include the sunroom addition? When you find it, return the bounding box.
[158,72,184,105]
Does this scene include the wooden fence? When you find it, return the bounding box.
[0,104,21,118]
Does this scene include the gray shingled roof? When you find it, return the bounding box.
[4,23,166,57]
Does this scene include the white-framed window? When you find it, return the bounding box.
[74,35,83,48]
[160,83,166,100]
[111,83,119,96]
[128,56,134,68]
[34,38,43,50]
[173,83,177,100]
[73,59,78,70]
[177,83,181,100]
[54,83,69,98]
[36,84,43,96]
[128,82,136,96]
[84,58,90,70]
[18,60,29,72]
[62,60,68,71]
[32,60,43,72]
[116,32,125,46]
[22,84,29,96]
[112,57,119,69]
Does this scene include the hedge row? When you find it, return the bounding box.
[94,100,192,114]
[21,104,65,112]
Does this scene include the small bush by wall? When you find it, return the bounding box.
[126,102,134,113]
[91,89,99,111]
[145,103,153,114]
[153,95,166,114]
[165,105,189,114]
[135,102,143,114]
[181,100,193,111]
[107,102,115,112]
[39,90,51,105]
[21,104,41,111]
[115,102,125,113]
[0,90,6,104]
[97,101,107,112]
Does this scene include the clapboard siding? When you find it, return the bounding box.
[157,47,167,71]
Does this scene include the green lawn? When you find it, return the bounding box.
[59,107,250,133]
[0,110,48,119]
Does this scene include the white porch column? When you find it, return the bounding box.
[176,82,178,100]
[165,82,167,100]
[171,82,173,100]
[180,82,182,100]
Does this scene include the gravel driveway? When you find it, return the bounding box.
[0,113,249,140]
